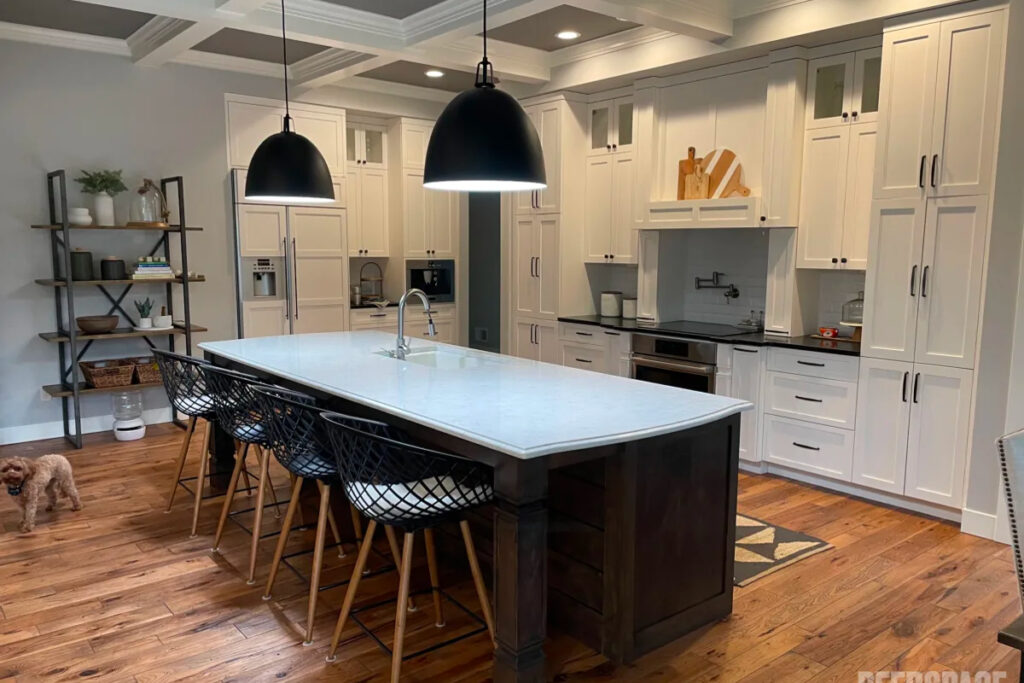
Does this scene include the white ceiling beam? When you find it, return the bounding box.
[563,0,733,42]
[292,51,391,88]
[128,18,219,66]
[402,0,564,46]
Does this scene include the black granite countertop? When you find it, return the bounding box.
[558,315,861,357]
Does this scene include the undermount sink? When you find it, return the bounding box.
[375,346,492,369]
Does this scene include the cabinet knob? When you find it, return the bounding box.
[760,216,766,222]
[831,257,839,264]
[842,112,849,120]
[606,144,611,150]
[609,254,615,259]
[851,111,858,118]
[612,143,617,149]
[840,257,847,264]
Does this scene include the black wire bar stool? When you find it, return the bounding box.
[200,365,313,585]
[320,412,496,682]
[154,350,257,536]
[254,387,411,646]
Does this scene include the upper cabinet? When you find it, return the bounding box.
[874,10,1005,199]
[226,96,346,176]
[347,165,389,257]
[584,153,635,263]
[402,170,457,259]
[516,100,563,214]
[588,97,634,156]
[806,48,881,129]
[346,123,387,170]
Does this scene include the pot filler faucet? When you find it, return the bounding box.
[396,288,436,359]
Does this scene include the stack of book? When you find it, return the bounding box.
[132,258,174,280]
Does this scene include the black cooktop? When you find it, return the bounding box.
[638,320,753,338]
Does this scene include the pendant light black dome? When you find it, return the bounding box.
[245,0,334,204]
[423,0,546,192]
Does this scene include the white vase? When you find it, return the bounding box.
[94,193,115,226]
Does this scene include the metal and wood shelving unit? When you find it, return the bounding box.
[37,170,206,448]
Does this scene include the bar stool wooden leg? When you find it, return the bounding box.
[263,476,304,600]
[391,532,415,683]
[385,526,417,611]
[424,528,445,627]
[326,504,346,558]
[349,504,364,549]
[211,442,248,551]
[166,415,196,512]
[255,446,282,519]
[460,520,495,645]
[326,520,377,661]
[304,481,332,645]
[246,445,272,584]
[189,420,213,537]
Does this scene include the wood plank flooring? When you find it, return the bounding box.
[0,423,1019,681]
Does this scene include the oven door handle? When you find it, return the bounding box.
[631,355,715,376]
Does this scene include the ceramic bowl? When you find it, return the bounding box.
[76,315,119,334]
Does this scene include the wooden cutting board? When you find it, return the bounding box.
[677,147,706,200]
[700,148,751,198]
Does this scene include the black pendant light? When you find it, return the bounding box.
[423,0,546,192]
[245,0,334,204]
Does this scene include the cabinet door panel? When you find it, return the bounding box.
[536,321,559,365]
[615,97,634,152]
[291,111,345,175]
[403,171,429,258]
[914,197,987,368]
[401,123,432,170]
[852,358,911,493]
[874,26,939,199]
[290,208,347,334]
[346,169,361,256]
[841,123,877,269]
[861,199,926,361]
[243,300,288,338]
[227,101,283,169]
[357,168,389,256]
[797,127,849,268]
[534,103,562,212]
[730,346,763,463]
[238,205,286,257]
[588,102,612,155]
[537,215,560,318]
[514,319,539,360]
[610,154,637,262]
[428,187,457,259]
[905,365,972,506]
[513,217,537,317]
[806,54,854,129]
[584,157,613,261]
[931,11,1004,197]
[852,48,882,124]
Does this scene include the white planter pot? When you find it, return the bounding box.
[94,193,115,226]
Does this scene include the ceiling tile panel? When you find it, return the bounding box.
[486,5,639,52]
[194,28,328,64]
[0,0,153,39]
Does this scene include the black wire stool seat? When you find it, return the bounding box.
[320,412,496,680]
[253,386,407,646]
[153,349,221,531]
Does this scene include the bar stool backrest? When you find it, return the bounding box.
[200,365,274,446]
[153,349,213,417]
[999,428,1024,610]
[320,412,493,532]
[253,386,335,482]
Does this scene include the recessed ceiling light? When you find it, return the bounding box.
[425,69,445,78]
[556,30,581,40]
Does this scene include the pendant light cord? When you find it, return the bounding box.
[281,0,292,131]
[475,0,495,88]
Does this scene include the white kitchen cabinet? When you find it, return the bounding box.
[588,96,634,156]
[761,56,808,228]
[561,342,608,372]
[874,10,1004,199]
[238,204,286,257]
[863,196,986,368]
[402,170,457,259]
[235,168,346,208]
[289,207,348,335]
[764,414,854,481]
[516,100,562,214]
[512,214,559,320]
[226,97,346,176]
[730,346,765,463]
[584,153,636,263]
[904,364,973,507]
[398,120,432,170]
[346,123,386,170]
[852,358,911,494]
[806,48,881,129]
[514,318,558,363]
[797,122,875,270]
[764,371,858,429]
[243,300,288,338]
[347,167,389,257]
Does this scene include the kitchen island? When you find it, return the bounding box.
[200,331,750,682]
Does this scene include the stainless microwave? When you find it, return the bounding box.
[407,260,455,303]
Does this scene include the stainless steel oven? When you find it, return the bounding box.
[631,333,720,393]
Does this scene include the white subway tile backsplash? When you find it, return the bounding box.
[817,270,866,328]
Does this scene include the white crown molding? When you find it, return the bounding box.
[173,49,284,78]
[284,0,403,41]
[332,76,455,103]
[126,16,191,56]
[402,0,558,45]
[0,20,129,56]
[291,48,379,85]
[732,0,815,19]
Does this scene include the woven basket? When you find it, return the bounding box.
[131,357,162,384]
[80,359,135,388]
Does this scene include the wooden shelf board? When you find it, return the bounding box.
[42,381,164,398]
[31,224,202,232]
[39,324,208,343]
[35,276,206,287]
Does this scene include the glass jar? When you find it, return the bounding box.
[128,179,168,226]
[842,291,865,325]
[112,390,143,422]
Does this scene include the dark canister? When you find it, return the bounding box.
[100,257,127,281]
[69,248,94,281]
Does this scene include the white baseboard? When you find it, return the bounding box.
[961,506,1002,541]
[740,460,962,523]
[0,407,173,446]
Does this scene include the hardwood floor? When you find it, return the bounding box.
[0,423,1019,681]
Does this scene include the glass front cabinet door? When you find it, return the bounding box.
[807,48,881,129]
[588,97,634,156]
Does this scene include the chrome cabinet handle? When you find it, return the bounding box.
[910,265,918,296]
[292,237,299,319]
[794,395,823,403]
[793,442,821,451]
[369,312,387,318]
[921,265,930,298]
[902,371,909,402]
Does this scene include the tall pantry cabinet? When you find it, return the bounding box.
[509,94,589,362]
[855,7,1005,508]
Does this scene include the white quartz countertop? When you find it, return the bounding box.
[200,331,751,459]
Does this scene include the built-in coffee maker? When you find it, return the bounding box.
[407,259,455,303]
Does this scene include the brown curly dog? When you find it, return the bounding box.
[0,454,82,532]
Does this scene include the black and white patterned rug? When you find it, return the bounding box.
[734,514,832,586]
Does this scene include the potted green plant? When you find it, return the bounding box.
[75,169,128,226]
[134,297,154,329]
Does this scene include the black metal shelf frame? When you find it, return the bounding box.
[44,170,198,447]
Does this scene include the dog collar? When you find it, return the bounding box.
[6,485,22,496]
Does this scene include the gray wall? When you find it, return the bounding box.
[467,194,500,352]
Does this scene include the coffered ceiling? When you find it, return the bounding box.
[0,0,978,102]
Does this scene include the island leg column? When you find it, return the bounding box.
[492,458,548,683]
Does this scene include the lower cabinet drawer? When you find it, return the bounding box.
[559,323,605,346]
[763,414,853,481]
[561,343,607,372]
[764,371,857,429]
